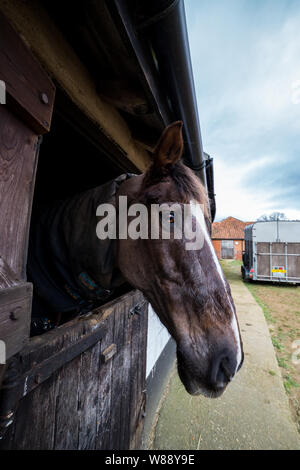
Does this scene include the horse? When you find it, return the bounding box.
[116,121,243,398]
[28,121,243,398]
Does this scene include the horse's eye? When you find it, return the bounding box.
[169,212,175,224]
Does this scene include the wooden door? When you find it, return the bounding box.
[0,290,148,450]
[221,240,234,259]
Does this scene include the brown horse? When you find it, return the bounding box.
[29,121,243,398]
[117,121,243,398]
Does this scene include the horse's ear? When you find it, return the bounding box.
[154,121,183,169]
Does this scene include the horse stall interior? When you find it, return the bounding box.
[0,0,214,450]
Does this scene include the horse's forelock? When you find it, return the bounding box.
[141,161,210,221]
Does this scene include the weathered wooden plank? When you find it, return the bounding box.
[129,320,140,450]
[0,283,32,360]
[0,257,19,290]
[53,354,81,450]
[0,11,55,134]
[118,301,135,449]
[96,313,114,450]
[77,342,101,450]
[109,300,126,449]
[136,303,148,448]
[0,106,39,280]
[95,290,146,449]
[129,302,148,449]
[129,314,141,450]
[10,372,58,449]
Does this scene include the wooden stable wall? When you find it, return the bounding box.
[0,10,149,449]
[0,10,55,365]
[0,290,147,450]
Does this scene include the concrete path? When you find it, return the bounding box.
[152,269,300,450]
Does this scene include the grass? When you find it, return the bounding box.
[277,357,289,370]
[228,259,243,267]
[247,286,276,324]
[272,336,285,351]
[284,375,300,394]
[220,259,242,283]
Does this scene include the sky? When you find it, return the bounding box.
[185,0,300,221]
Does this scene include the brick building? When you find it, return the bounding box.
[212,217,254,260]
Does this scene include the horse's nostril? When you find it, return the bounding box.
[219,358,234,382]
[211,354,237,390]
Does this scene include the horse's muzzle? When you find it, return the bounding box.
[176,342,242,398]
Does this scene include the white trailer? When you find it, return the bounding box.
[242,221,300,284]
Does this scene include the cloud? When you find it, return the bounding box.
[185,0,300,221]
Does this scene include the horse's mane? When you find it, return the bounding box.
[142,160,210,220]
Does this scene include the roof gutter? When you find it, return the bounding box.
[112,0,206,183]
[135,0,207,187]
[111,0,216,219]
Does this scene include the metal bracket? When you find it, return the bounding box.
[129,300,147,318]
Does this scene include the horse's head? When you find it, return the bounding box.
[117,122,243,398]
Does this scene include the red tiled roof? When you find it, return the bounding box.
[212,217,254,240]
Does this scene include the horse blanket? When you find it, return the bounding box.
[27,174,133,333]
